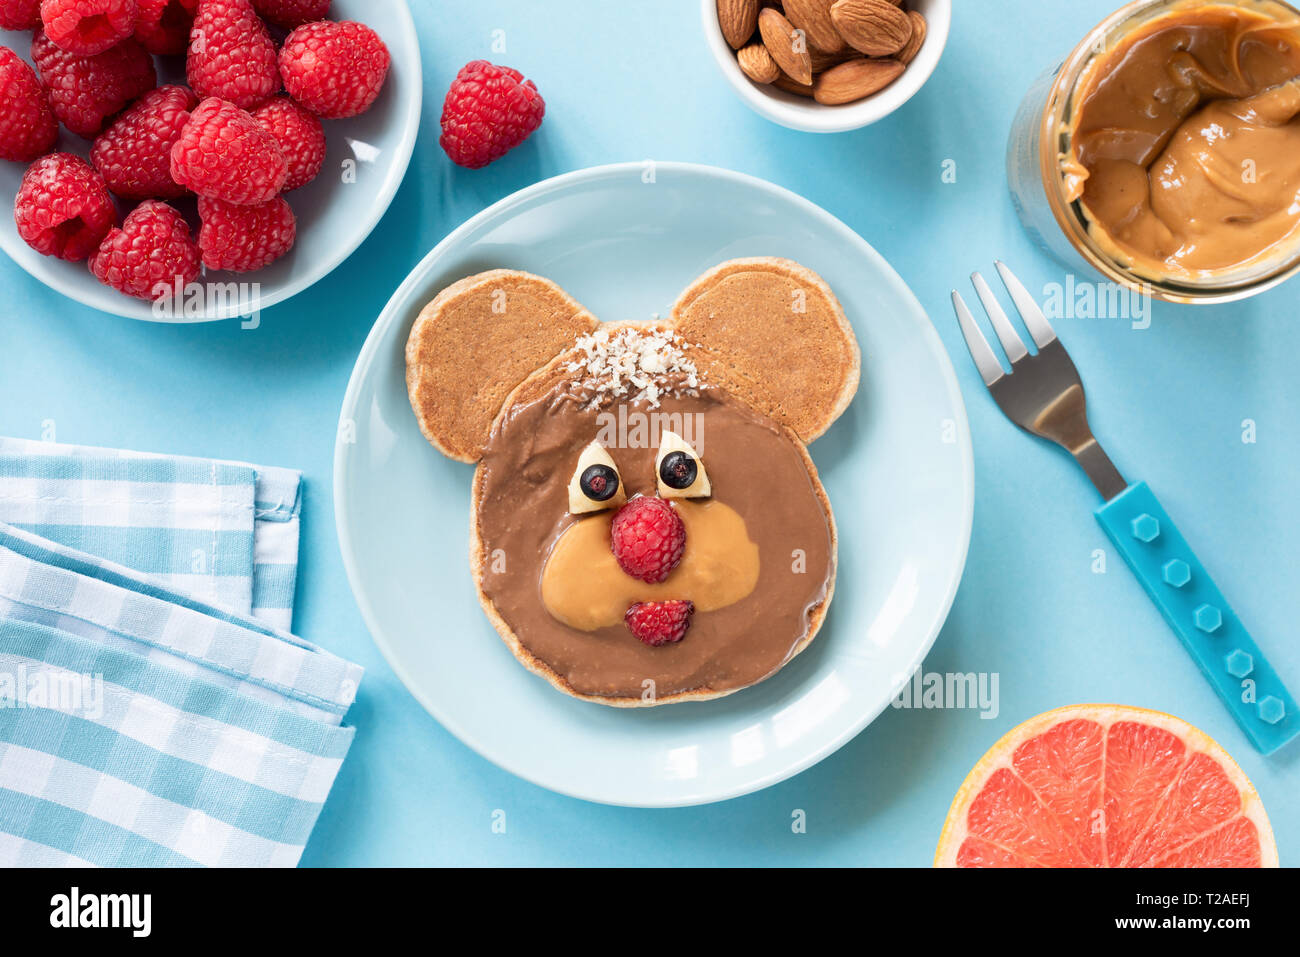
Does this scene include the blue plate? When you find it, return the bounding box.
[335,162,974,807]
[0,0,421,322]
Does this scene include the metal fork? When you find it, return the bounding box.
[951,263,1298,755]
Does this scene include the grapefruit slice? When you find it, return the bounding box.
[935,705,1278,868]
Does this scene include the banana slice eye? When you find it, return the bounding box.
[568,441,627,514]
[656,430,711,499]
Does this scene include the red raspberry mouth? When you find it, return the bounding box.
[624,599,695,647]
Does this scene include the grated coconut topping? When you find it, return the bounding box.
[564,326,704,409]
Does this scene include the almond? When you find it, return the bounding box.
[809,44,856,73]
[783,0,845,54]
[717,0,760,50]
[829,0,912,57]
[773,72,815,98]
[737,42,781,83]
[813,57,905,104]
[758,7,814,86]
[897,11,927,65]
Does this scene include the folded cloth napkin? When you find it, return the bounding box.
[0,439,361,867]
[0,437,302,630]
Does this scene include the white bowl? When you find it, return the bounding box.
[701,0,950,133]
[0,0,422,322]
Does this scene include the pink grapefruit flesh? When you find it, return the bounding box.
[935,705,1278,868]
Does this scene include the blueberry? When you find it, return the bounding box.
[659,451,698,490]
[580,464,619,501]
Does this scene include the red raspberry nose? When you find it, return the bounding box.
[609,496,686,584]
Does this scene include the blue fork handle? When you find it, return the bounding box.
[1095,482,1298,754]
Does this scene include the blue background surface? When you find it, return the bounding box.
[2,0,1297,865]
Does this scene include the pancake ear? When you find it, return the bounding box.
[406,270,599,462]
[670,258,860,443]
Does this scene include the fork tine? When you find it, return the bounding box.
[995,261,1058,349]
[951,290,1005,386]
[971,271,1030,364]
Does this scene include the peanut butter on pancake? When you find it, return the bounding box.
[541,498,760,631]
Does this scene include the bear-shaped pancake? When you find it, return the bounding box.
[406,258,860,706]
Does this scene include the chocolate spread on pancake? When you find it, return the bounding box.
[475,381,834,701]
[1065,3,1300,279]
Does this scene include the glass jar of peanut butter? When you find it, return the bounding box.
[1008,0,1300,303]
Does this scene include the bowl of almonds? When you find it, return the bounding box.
[704,0,950,132]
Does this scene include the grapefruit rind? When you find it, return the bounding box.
[933,704,1278,868]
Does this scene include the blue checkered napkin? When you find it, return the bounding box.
[0,522,361,867]
[0,437,300,630]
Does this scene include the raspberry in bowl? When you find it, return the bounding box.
[0,0,421,321]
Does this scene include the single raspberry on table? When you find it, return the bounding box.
[187,0,280,110]
[31,30,155,137]
[251,97,324,191]
[625,600,695,647]
[197,194,294,271]
[39,0,137,56]
[89,199,199,300]
[0,0,41,30]
[439,60,544,170]
[170,97,286,204]
[279,19,390,119]
[609,496,687,584]
[13,151,117,261]
[90,85,197,199]
[250,0,325,29]
[0,47,58,162]
[134,0,196,56]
